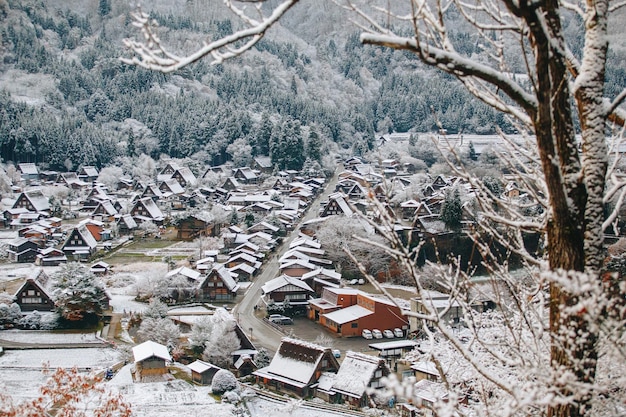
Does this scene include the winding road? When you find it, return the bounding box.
[233,167,341,354]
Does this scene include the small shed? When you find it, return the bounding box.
[188,360,221,385]
[234,354,257,377]
[132,341,172,380]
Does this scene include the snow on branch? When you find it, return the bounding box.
[121,0,300,72]
[359,32,538,116]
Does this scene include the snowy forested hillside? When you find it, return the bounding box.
[0,0,625,172]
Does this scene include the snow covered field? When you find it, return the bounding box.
[0,347,122,403]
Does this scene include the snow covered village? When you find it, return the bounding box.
[1,1,626,417]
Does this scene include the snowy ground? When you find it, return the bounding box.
[0,329,103,344]
[0,347,122,403]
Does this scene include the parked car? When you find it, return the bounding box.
[362,329,373,339]
[372,329,383,339]
[383,329,394,338]
[269,315,293,325]
[332,349,341,358]
[393,328,404,338]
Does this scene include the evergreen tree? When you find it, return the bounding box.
[440,187,463,230]
[254,112,273,156]
[280,118,305,170]
[468,140,477,161]
[127,129,136,157]
[306,128,322,162]
[99,0,112,17]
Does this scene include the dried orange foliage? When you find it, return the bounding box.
[0,366,132,417]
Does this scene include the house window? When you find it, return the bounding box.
[208,282,214,287]
[217,282,223,287]
[22,297,42,304]
[375,370,382,378]
[351,323,358,328]
[27,290,35,296]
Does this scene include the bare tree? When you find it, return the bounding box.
[123,1,626,416]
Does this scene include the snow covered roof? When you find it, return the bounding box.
[413,379,448,403]
[166,266,202,281]
[229,263,256,275]
[80,166,99,177]
[261,274,314,294]
[135,197,165,220]
[174,167,197,185]
[262,338,333,386]
[322,304,374,325]
[18,162,38,175]
[279,259,318,272]
[161,178,185,194]
[188,359,220,374]
[332,352,385,398]
[19,189,50,212]
[209,264,239,291]
[411,361,439,377]
[301,268,342,282]
[132,340,172,363]
[289,236,322,249]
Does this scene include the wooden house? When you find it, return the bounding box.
[18,224,50,247]
[18,163,39,181]
[253,338,340,397]
[261,274,314,312]
[117,214,138,235]
[7,237,39,263]
[159,161,181,177]
[159,178,185,195]
[252,156,273,174]
[12,189,50,215]
[228,263,256,282]
[3,207,29,227]
[325,351,390,407]
[431,175,451,190]
[57,172,88,189]
[188,360,222,385]
[130,197,165,225]
[62,225,98,261]
[410,379,452,417]
[141,183,163,201]
[78,166,99,183]
[232,167,258,184]
[79,219,104,242]
[176,214,215,240]
[35,247,67,266]
[13,271,54,312]
[90,261,111,276]
[198,264,239,301]
[399,199,421,219]
[132,340,172,380]
[320,193,354,217]
[279,259,318,277]
[164,267,202,302]
[301,268,342,297]
[234,354,257,377]
[91,200,118,223]
[171,167,197,188]
[221,177,241,191]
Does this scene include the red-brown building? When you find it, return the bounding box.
[312,290,409,337]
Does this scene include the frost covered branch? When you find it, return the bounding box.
[121,0,300,72]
